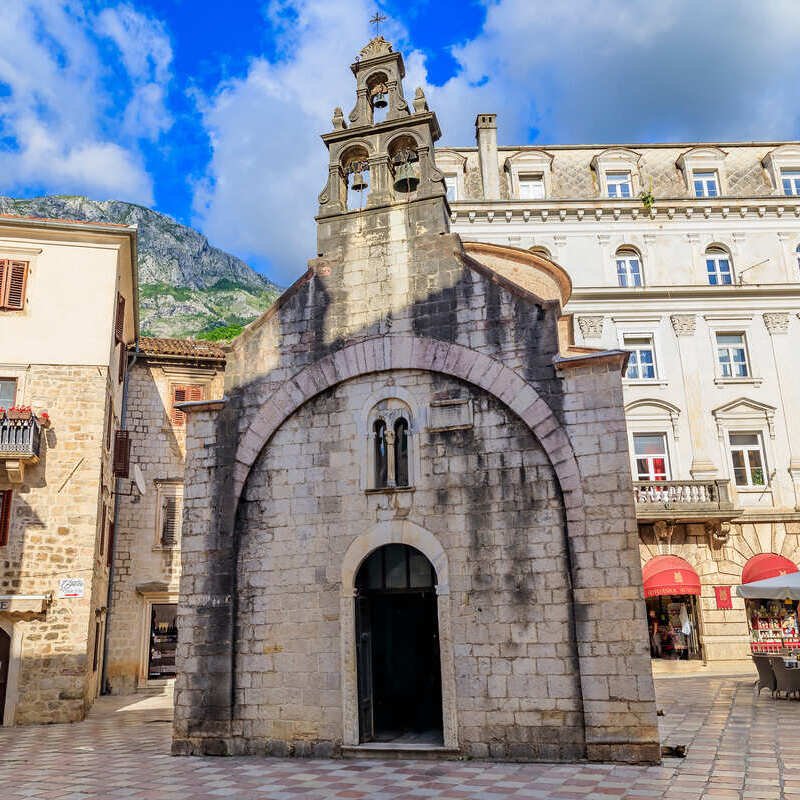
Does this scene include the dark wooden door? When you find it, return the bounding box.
[0,628,9,723]
[355,595,374,742]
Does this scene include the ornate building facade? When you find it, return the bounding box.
[171,38,660,763]
[442,119,800,664]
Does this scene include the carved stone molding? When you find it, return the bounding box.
[704,520,731,545]
[763,312,790,335]
[653,519,675,543]
[577,315,604,339]
[670,314,696,337]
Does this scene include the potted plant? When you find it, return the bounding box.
[8,405,33,421]
[38,411,51,428]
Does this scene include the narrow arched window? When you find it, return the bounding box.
[394,418,409,487]
[705,246,733,285]
[373,419,388,488]
[615,247,642,287]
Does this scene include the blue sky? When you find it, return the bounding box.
[2,1,800,286]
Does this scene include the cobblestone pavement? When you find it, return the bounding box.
[2,673,799,799]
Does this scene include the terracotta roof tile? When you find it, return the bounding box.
[135,337,226,361]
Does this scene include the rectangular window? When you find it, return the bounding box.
[616,253,642,287]
[0,490,11,546]
[170,384,205,427]
[624,335,657,380]
[716,332,749,378]
[693,170,719,198]
[781,169,800,196]
[518,174,545,199]
[157,483,184,547]
[606,172,632,198]
[729,432,767,487]
[148,603,178,679]
[0,260,29,310]
[633,433,670,481]
[0,378,16,408]
[444,174,458,202]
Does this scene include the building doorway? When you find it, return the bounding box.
[355,543,443,745]
[0,627,9,722]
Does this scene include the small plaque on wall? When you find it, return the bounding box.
[428,399,473,431]
[714,586,733,610]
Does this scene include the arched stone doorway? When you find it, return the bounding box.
[354,543,442,745]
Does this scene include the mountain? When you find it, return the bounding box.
[0,195,282,339]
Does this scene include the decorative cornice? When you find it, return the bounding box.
[577,315,604,339]
[763,312,790,334]
[670,314,696,336]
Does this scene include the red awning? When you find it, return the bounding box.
[642,555,701,598]
[742,553,798,585]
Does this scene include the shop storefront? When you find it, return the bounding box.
[147,603,178,680]
[642,555,703,660]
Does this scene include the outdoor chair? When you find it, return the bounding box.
[753,656,776,696]
[770,658,799,699]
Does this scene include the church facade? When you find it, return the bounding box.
[172,38,660,763]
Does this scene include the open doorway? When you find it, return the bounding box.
[355,543,443,745]
[0,627,9,723]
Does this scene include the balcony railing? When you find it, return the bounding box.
[633,479,736,522]
[0,416,42,477]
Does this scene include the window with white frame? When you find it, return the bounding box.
[624,335,657,380]
[716,332,749,378]
[444,174,458,202]
[782,169,800,196]
[705,246,733,285]
[728,432,767,487]
[693,170,719,198]
[518,173,545,199]
[796,243,800,274]
[606,172,632,198]
[633,433,670,481]
[0,377,16,408]
[615,247,643,287]
[156,483,184,547]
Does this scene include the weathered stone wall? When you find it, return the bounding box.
[0,364,112,724]
[107,357,223,694]
[234,369,582,759]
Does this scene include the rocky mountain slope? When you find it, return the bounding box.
[0,195,281,339]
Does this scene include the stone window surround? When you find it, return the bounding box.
[358,386,421,493]
[590,148,642,199]
[339,519,458,749]
[614,244,645,288]
[159,366,213,430]
[703,314,761,386]
[0,364,27,406]
[762,144,800,195]
[613,315,667,385]
[631,430,672,481]
[0,616,22,726]
[134,588,178,688]
[504,150,554,200]
[153,479,184,550]
[625,399,683,476]
[620,331,659,382]
[435,150,468,203]
[676,146,728,197]
[0,244,40,318]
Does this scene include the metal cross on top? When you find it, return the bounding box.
[369,12,387,35]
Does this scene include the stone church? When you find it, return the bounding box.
[172,37,660,763]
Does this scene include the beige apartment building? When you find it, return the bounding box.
[0,215,136,724]
[441,120,800,664]
[106,337,224,694]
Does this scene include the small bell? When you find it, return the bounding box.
[393,161,419,192]
[350,170,368,192]
[372,91,388,109]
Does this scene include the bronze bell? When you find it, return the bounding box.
[393,161,419,192]
[372,91,388,109]
[350,170,368,192]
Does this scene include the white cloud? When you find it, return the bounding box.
[196,0,800,284]
[0,1,172,203]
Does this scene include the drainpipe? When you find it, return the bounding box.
[100,334,139,694]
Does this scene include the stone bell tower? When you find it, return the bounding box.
[316,36,448,255]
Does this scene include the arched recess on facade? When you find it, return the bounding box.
[232,335,584,522]
[338,520,457,748]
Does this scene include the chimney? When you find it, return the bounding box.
[475,114,500,200]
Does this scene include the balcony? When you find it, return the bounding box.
[633,479,737,524]
[0,415,42,482]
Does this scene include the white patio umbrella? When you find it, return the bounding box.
[736,571,800,600]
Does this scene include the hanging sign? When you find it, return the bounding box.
[58,578,85,599]
[714,585,733,610]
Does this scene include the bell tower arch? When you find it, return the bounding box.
[316,35,448,252]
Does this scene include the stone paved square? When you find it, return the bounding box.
[2,672,800,799]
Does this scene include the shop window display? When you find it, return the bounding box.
[646,595,702,660]
[148,603,178,679]
[747,599,800,656]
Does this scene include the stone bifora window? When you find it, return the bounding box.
[368,399,413,490]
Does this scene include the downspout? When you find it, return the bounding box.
[101,334,139,694]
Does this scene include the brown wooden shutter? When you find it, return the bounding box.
[106,405,113,450]
[0,260,28,310]
[161,490,183,547]
[106,522,115,567]
[114,293,125,342]
[113,430,130,477]
[0,490,11,546]
[170,385,187,426]
[117,345,126,383]
[99,504,107,556]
